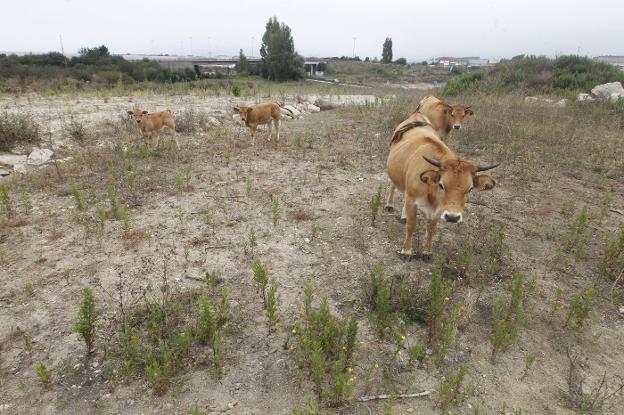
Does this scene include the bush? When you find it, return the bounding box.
[0,112,41,151]
[73,287,97,354]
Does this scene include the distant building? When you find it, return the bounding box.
[594,56,624,68]
[433,56,491,69]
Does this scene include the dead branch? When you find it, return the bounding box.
[358,391,431,402]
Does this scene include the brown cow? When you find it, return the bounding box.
[385,112,498,258]
[127,108,178,149]
[233,102,281,145]
[414,95,474,140]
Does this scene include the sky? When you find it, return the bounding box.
[2,0,623,61]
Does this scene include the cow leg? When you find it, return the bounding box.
[169,127,179,149]
[267,121,272,142]
[400,198,417,257]
[422,219,438,259]
[152,133,160,149]
[274,118,280,142]
[400,201,408,223]
[384,179,395,212]
[250,125,257,146]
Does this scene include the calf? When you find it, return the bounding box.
[385,113,498,258]
[414,95,474,140]
[233,102,281,145]
[127,108,178,149]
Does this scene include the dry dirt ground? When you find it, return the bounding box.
[1,91,623,415]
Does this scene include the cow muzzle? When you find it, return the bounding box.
[453,124,461,130]
[441,211,463,223]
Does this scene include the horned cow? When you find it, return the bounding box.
[127,108,178,149]
[414,95,474,140]
[233,101,281,145]
[385,112,498,258]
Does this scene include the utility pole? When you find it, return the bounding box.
[208,37,212,58]
[352,37,357,58]
[251,36,254,58]
[189,37,193,56]
[59,34,65,56]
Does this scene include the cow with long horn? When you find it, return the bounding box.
[385,113,498,258]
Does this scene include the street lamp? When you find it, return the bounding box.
[352,37,357,58]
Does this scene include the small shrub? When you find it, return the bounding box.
[491,273,533,358]
[436,365,468,411]
[0,183,13,217]
[287,283,358,406]
[272,195,281,226]
[428,268,452,344]
[252,259,269,306]
[602,229,624,281]
[370,184,382,226]
[35,363,53,388]
[564,206,591,259]
[231,84,241,97]
[69,183,86,212]
[266,280,278,330]
[0,112,40,151]
[565,287,598,330]
[73,287,97,354]
[65,117,89,144]
[248,228,257,257]
[370,262,392,335]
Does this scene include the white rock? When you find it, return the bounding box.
[577,93,595,102]
[279,108,293,120]
[524,96,553,104]
[306,104,321,113]
[0,153,27,166]
[13,163,27,173]
[282,104,301,119]
[609,92,624,103]
[554,99,567,108]
[27,148,54,165]
[619,306,624,315]
[591,82,624,101]
[206,116,221,126]
[0,168,10,177]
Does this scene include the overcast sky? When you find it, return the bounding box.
[2,0,623,61]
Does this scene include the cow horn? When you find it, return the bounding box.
[476,162,500,172]
[422,155,442,167]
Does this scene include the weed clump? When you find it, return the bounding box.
[73,287,97,354]
[287,282,358,406]
[565,287,598,331]
[0,112,40,151]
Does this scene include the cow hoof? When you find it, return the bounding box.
[420,252,433,262]
[398,217,407,224]
[384,206,394,213]
[398,250,415,261]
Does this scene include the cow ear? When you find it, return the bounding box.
[474,174,496,191]
[127,111,133,115]
[142,110,148,114]
[233,107,239,112]
[420,170,441,184]
[465,108,474,116]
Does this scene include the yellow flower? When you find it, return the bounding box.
[374,363,379,369]
[291,328,297,334]
[349,377,355,383]
[347,367,353,373]
[397,351,402,356]
[400,335,406,341]
[444,297,449,302]
[288,346,294,352]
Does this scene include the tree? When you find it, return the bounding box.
[259,16,304,81]
[382,38,393,64]
[394,57,407,65]
[236,49,251,74]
